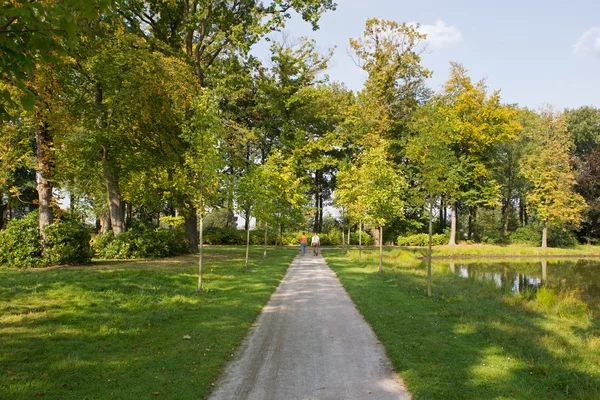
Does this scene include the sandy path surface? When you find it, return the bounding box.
[209,254,411,400]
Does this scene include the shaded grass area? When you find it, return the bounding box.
[0,246,296,399]
[325,249,600,400]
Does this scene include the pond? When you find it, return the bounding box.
[441,258,600,314]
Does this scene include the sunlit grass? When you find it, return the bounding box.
[0,247,296,399]
[325,249,600,399]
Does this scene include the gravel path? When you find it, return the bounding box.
[209,253,411,400]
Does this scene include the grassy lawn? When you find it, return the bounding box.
[402,243,600,258]
[0,246,297,399]
[324,248,600,400]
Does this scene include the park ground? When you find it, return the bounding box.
[1,244,600,399]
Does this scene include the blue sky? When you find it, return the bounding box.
[255,0,599,110]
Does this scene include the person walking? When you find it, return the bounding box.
[300,232,307,256]
[311,233,320,256]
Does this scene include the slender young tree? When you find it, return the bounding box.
[181,93,224,292]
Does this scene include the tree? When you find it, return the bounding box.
[257,150,307,254]
[407,103,457,295]
[431,62,520,245]
[120,1,336,244]
[335,161,368,261]
[353,138,406,272]
[0,0,114,118]
[349,18,431,149]
[235,164,268,268]
[181,92,224,292]
[520,107,586,248]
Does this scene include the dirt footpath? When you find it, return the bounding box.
[209,254,411,400]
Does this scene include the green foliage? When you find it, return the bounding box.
[0,211,92,268]
[44,212,92,265]
[397,233,448,247]
[202,227,244,245]
[93,225,189,259]
[520,108,586,235]
[0,211,42,268]
[510,223,579,248]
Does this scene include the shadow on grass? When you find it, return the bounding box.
[325,249,600,400]
[0,247,297,399]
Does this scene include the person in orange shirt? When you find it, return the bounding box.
[300,232,307,256]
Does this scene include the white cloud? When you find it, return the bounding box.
[410,19,462,49]
[573,27,600,56]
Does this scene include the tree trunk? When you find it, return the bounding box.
[359,220,363,262]
[448,202,457,245]
[348,227,351,249]
[378,225,383,272]
[126,201,133,229]
[467,208,473,241]
[342,229,345,251]
[439,198,444,234]
[185,207,198,251]
[313,172,320,233]
[541,221,548,248]
[244,207,250,231]
[102,150,125,236]
[35,116,53,245]
[197,212,204,292]
[263,222,268,258]
[279,223,283,249]
[319,191,324,233]
[1,205,8,230]
[427,197,433,297]
[99,209,111,234]
[244,212,250,269]
[503,200,511,235]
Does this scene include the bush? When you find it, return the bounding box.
[93,224,189,259]
[0,211,92,268]
[510,223,579,247]
[0,211,43,268]
[203,227,243,245]
[45,212,92,265]
[350,231,373,246]
[397,233,448,246]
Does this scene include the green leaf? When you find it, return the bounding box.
[20,95,35,111]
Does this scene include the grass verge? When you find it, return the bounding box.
[406,243,600,258]
[0,246,296,399]
[325,248,600,400]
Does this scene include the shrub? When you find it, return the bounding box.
[350,231,373,246]
[397,233,448,246]
[203,227,243,245]
[44,212,92,265]
[93,225,189,259]
[0,211,43,268]
[510,222,579,247]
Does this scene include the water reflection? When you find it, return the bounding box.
[443,259,600,309]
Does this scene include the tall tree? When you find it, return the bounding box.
[520,107,586,248]
[431,62,519,245]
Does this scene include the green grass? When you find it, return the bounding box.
[0,246,296,399]
[406,243,600,258]
[325,248,600,400]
